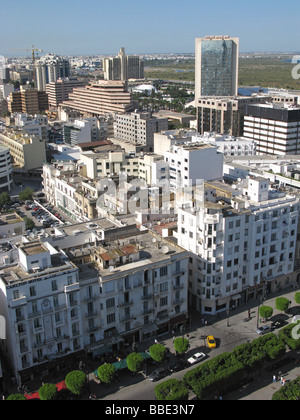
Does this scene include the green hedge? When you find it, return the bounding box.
[182,333,288,400]
[272,376,300,400]
[278,323,300,351]
[183,352,245,400]
[155,379,189,401]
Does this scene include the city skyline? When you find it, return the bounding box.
[1,0,299,57]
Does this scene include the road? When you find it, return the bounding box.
[95,288,299,401]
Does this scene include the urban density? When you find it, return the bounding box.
[0,21,300,404]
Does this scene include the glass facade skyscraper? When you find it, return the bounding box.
[195,36,239,100]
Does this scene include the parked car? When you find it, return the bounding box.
[148,368,169,382]
[207,335,217,349]
[256,325,272,335]
[187,352,206,365]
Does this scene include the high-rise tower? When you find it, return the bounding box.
[195,36,239,100]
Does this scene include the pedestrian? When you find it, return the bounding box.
[280,376,284,385]
[155,338,158,344]
[282,378,286,386]
[273,375,277,383]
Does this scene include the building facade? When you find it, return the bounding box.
[0,145,13,192]
[46,78,88,108]
[35,54,70,92]
[195,36,239,101]
[243,103,300,155]
[60,80,137,117]
[177,177,300,314]
[103,48,144,81]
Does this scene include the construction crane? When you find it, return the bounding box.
[10,45,44,88]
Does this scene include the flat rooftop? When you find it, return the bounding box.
[20,242,48,256]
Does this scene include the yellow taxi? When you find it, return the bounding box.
[207,335,217,349]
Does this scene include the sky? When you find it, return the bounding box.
[1,0,299,57]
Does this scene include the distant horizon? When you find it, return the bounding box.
[3,50,300,59]
[1,0,299,58]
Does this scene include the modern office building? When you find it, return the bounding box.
[60,80,137,117]
[195,36,239,100]
[35,54,70,92]
[243,103,300,155]
[46,78,88,108]
[196,95,269,136]
[7,87,49,115]
[103,48,144,81]
[114,111,168,152]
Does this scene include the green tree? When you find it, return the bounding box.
[155,379,189,401]
[149,343,166,363]
[97,364,115,384]
[38,383,58,401]
[174,337,190,355]
[275,297,290,313]
[259,306,273,321]
[23,216,35,231]
[6,393,27,400]
[0,192,11,210]
[295,292,300,305]
[127,352,144,373]
[65,370,86,396]
[19,187,34,202]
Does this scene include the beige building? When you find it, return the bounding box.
[7,87,48,115]
[0,128,46,171]
[46,78,88,108]
[103,48,144,81]
[59,80,137,117]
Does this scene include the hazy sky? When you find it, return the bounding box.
[1,0,299,56]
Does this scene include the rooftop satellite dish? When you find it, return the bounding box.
[161,246,169,254]
[152,238,157,243]
[108,266,115,272]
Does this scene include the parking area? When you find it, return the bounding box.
[8,194,66,232]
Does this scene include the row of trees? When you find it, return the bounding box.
[7,370,87,400]
[259,293,300,321]
[97,338,190,384]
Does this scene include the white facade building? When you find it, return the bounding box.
[0,145,13,192]
[177,176,300,314]
[165,143,223,190]
[0,226,189,384]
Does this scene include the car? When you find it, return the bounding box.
[148,368,169,382]
[187,352,206,365]
[207,335,217,349]
[256,325,272,335]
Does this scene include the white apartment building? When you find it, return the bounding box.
[0,145,13,192]
[14,113,49,141]
[63,118,98,146]
[165,143,223,190]
[0,128,46,172]
[177,176,300,314]
[0,225,189,384]
[0,241,80,384]
[191,132,257,156]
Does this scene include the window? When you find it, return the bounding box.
[160,267,168,277]
[29,286,36,297]
[106,298,115,309]
[107,313,116,324]
[160,296,168,307]
[52,281,58,292]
